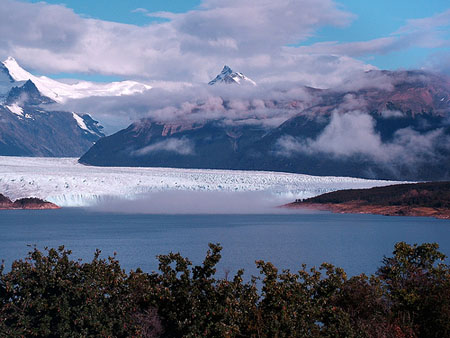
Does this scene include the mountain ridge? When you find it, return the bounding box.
[79,69,450,181]
[0,64,105,156]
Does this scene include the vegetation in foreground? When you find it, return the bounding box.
[1,242,450,337]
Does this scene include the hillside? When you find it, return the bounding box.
[0,60,105,156]
[287,181,450,219]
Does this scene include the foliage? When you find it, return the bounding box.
[1,242,449,337]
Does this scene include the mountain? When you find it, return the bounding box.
[2,57,151,103]
[208,65,256,86]
[79,119,266,168]
[0,63,104,156]
[0,61,19,100]
[5,80,54,106]
[80,70,450,181]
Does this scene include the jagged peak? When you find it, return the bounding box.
[221,65,233,74]
[23,79,37,88]
[2,56,34,83]
[6,79,54,105]
[209,65,256,86]
[5,56,18,63]
[3,56,22,72]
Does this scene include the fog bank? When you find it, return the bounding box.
[89,190,314,214]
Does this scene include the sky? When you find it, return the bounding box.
[0,0,448,167]
[1,0,449,85]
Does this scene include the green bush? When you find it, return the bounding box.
[1,242,449,337]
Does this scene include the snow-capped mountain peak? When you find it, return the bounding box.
[208,65,256,86]
[221,65,233,75]
[3,57,32,82]
[1,57,152,103]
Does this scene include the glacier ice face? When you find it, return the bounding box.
[0,156,404,208]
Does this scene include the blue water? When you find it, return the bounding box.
[1,208,449,278]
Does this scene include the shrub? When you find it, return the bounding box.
[1,242,449,337]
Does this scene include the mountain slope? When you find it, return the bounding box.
[243,70,450,179]
[0,74,104,156]
[287,181,450,219]
[80,70,450,180]
[80,119,266,168]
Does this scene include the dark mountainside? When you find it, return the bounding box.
[0,63,104,157]
[287,181,450,219]
[80,70,450,180]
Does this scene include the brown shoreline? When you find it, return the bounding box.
[0,194,60,210]
[286,201,450,220]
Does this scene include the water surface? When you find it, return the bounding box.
[1,208,449,278]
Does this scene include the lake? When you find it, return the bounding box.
[1,208,449,278]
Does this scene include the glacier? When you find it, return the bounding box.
[0,156,403,208]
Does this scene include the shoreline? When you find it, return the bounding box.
[285,201,450,220]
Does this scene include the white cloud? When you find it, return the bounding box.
[275,111,447,166]
[0,0,360,87]
[133,137,195,156]
[380,110,404,118]
[55,82,320,133]
[299,9,450,58]
[2,0,448,133]
[1,0,448,87]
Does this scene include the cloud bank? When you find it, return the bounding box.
[0,0,359,85]
[55,81,321,132]
[1,0,448,88]
[275,111,449,168]
[90,190,306,214]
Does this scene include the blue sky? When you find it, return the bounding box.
[25,0,449,73]
[304,0,450,69]
[2,0,449,85]
[27,0,202,25]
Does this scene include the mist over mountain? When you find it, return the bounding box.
[80,68,450,180]
[1,55,449,180]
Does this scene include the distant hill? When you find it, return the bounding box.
[287,181,450,219]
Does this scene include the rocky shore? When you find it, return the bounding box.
[0,194,60,210]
